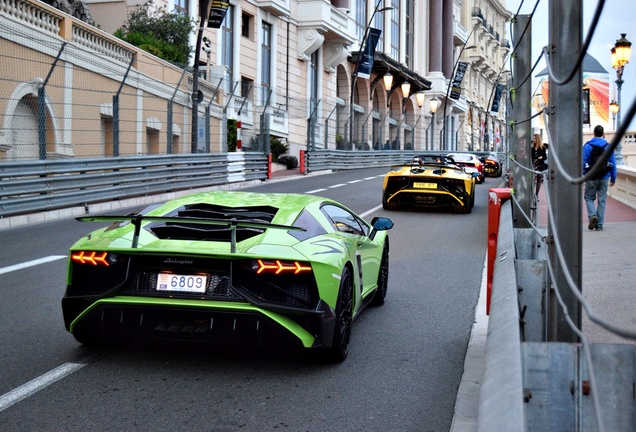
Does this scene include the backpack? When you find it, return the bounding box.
[587,144,612,179]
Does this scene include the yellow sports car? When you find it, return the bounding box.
[381,154,477,213]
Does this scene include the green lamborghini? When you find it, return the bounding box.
[62,191,393,362]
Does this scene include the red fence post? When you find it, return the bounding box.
[299,150,305,174]
[236,120,242,151]
[486,188,512,315]
[267,153,272,179]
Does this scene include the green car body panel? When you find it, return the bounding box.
[62,191,392,360]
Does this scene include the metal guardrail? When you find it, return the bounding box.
[306,150,423,171]
[0,150,509,219]
[305,149,508,173]
[477,199,526,430]
[479,199,636,431]
[0,153,268,217]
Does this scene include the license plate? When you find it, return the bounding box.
[413,182,436,189]
[156,273,208,293]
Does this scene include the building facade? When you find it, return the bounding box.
[0,0,512,161]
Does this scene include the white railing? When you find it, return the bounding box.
[72,23,134,63]
[0,0,60,36]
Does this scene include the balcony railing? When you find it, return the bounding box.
[471,7,484,21]
[297,0,355,43]
[254,0,291,17]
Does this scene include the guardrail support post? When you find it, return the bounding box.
[300,150,306,174]
[487,188,512,314]
[547,0,583,342]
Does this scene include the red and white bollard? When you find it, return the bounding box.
[236,120,242,151]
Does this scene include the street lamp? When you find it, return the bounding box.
[611,33,631,165]
[395,81,412,149]
[430,98,440,150]
[414,91,425,149]
[349,1,393,150]
[610,100,619,130]
[415,91,426,109]
[612,33,631,129]
[383,72,394,101]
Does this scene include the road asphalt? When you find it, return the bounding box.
[5,166,634,430]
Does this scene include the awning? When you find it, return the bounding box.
[349,51,432,93]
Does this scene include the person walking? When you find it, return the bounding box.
[582,125,617,231]
[531,134,548,196]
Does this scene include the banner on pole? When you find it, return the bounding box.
[449,62,468,100]
[357,28,381,79]
[207,0,230,28]
[490,83,506,112]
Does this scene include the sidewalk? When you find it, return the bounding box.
[536,190,636,344]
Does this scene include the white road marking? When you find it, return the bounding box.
[360,205,383,218]
[0,255,66,275]
[306,173,384,194]
[0,362,85,412]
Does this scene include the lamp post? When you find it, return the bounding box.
[430,98,440,150]
[383,72,394,102]
[191,0,213,153]
[610,100,619,131]
[398,81,411,149]
[612,34,632,130]
[441,39,477,151]
[415,91,425,148]
[611,33,631,165]
[349,1,393,150]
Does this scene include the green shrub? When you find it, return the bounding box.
[277,155,299,169]
[227,120,237,152]
[270,138,289,162]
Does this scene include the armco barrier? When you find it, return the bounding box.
[486,188,512,314]
[0,153,268,218]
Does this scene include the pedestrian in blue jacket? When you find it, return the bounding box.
[582,125,617,231]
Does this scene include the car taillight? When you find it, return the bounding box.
[256,259,312,274]
[71,251,115,266]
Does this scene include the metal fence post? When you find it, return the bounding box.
[511,15,533,228]
[113,56,135,157]
[548,0,583,342]
[37,43,66,160]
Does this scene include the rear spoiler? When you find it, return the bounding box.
[77,215,305,252]
[389,162,465,171]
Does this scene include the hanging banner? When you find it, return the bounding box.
[357,28,381,79]
[207,0,229,29]
[449,62,468,100]
[490,83,506,112]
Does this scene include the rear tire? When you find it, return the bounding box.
[325,267,354,362]
[371,240,389,306]
[382,192,399,210]
[72,324,105,347]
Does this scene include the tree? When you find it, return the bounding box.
[114,1,195,67]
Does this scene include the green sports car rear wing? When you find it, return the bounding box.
[77,215,306,252]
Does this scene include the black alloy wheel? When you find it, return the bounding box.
[326,266,354,362]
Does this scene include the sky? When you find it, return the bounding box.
[505,0,636,131]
